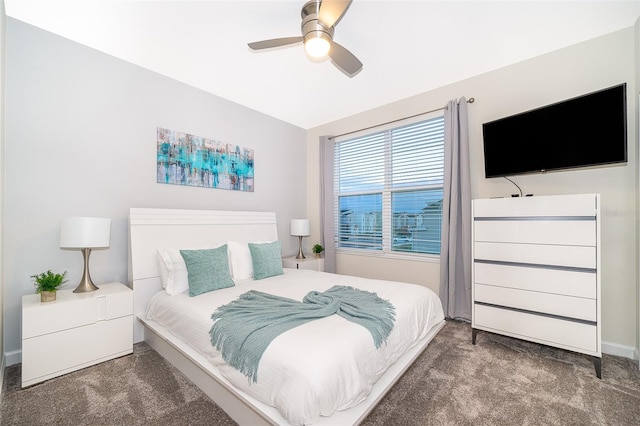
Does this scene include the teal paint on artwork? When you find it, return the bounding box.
[156,127,254,192]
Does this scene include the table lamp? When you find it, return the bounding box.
[59,216,111,293]
[290,219,310,259]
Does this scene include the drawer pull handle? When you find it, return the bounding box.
[474,259,596,274]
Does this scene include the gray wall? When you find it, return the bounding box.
[308,24,639,356]
[636,18,640,367]
[3,19,307,362]
[0,0,6,381]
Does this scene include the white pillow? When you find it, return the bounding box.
[156,249,190,295]
[227,241,253,280]
[227,240,273,280]
[157,250,169,289]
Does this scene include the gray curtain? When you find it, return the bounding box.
[319,136,336,273]
[439,98,471,321]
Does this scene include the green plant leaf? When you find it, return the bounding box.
[31,270,68,293]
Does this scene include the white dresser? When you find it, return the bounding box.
[471,194,601,377]
[21,282,133,387]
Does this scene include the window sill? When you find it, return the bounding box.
[336,248,440,264]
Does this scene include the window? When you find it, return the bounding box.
[334,113,444,256]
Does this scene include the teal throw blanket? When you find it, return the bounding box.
[209,285,396,383]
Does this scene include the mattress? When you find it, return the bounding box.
[145,268,444,425]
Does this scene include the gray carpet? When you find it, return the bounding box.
[2,320,639,425]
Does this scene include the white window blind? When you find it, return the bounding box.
[335,113,444,255]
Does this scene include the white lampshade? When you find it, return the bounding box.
[290,219,310,237]
[60,217,111,249]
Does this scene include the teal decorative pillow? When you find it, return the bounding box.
[180,245,234,296]
[249,241,284,280]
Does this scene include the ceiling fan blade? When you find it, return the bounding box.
[318,0,352,28]
[328,41,362,77]
[248,36,303,51]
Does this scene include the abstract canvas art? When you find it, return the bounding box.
[157,127,254,192]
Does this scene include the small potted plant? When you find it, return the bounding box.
[31,270,68,302]
[312,244,325,259]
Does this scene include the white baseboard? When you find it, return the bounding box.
[602,341,638,360]
[5,349,21,367]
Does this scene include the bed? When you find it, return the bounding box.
[129,208,445,425]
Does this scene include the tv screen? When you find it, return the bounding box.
[482,83,627,178]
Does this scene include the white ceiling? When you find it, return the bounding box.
[5,0,640,129]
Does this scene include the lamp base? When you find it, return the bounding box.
[296,235,306,260]
[73,248,99,293]
[73,277,99,293]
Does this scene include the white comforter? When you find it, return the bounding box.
[145,269,444,425]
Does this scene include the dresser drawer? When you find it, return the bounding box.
[474,262,596,299]
[473,194,597,218]
[474,220,596,246]
[474,241,596,269]
[474,283,596,322]
[473,303,598,354]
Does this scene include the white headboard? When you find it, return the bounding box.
[128,207,278,342]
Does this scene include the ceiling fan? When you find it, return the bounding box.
[248,0,363,77]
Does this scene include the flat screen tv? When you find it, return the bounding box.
[482,83,627,178]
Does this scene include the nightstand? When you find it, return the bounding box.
[282,257,325,272]
[21,282,133,387]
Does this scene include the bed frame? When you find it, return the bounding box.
[129,207,445,425]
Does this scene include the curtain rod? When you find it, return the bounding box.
[330,97,475,140]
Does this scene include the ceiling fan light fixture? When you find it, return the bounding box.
[248,0,362,76]
[304,32,331,58]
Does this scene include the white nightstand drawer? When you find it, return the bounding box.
[106,288,134,319]
[22,283,133,338]
[282,257,324,272]
[22,296,99,339]
[22,316,133,386]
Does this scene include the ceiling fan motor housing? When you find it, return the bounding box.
[301,0,334,46]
